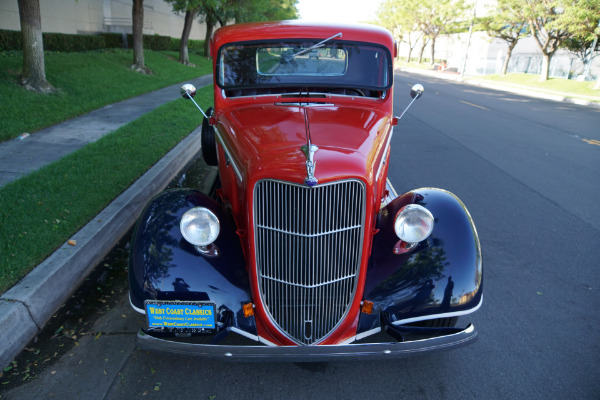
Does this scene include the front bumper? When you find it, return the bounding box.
[137,324,478,362]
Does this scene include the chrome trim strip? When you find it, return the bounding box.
[275,102,335,107]
[391,295,484,326]
[260,273,356,289]
[343,327,382,344]
[214,129,243,181]
[129,292,146,315]
[230,327,259,342]
[136,324,478,361]
[381,178,399,208]
[255,223,362,237]
[375,127,394,183]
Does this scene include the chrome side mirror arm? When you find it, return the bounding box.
[394,84,424,123]
[180,83,208,119]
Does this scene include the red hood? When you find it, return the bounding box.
[216,103,392,185]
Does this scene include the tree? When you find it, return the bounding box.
[197,0,298,58]
[421,0,467,66]
[376,0,422,62]
[552,0,600,82]
[562,37,599,78]
[480,0,529,75]
[523,0,570,81]
[236,0,298,22]
[404,0,466,65]
[165,0,203,65]
[132,0,150,74]
[17,0,54,93]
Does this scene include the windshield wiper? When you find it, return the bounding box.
[291,32,342,58]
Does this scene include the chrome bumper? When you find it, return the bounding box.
[136,324,478,362]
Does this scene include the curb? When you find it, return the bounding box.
[399,67,600,109]
[0,126,206,369]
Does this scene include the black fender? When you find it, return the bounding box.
[359,188,483,333]
[128,188,255,336]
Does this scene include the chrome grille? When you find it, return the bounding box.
[254,179,366,345]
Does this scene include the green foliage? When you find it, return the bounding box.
[0,50,212,142]
[0,86,213,294]
[479,0,529,42]
[550,0,600,42]
[235,0,299,22]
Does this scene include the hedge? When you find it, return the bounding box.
[0,29,204,53]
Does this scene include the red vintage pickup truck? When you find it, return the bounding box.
[128,20,483,361]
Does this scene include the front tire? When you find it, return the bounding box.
[201,107,218,166]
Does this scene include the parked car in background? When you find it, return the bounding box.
[128,21,483,360]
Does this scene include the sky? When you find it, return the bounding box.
[296,0,383,24]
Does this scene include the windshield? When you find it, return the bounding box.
[217,39,392,93]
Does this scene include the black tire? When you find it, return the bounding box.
[201,107,218,166]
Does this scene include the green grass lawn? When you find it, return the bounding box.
[0,49,212,142]
[401,61,599,101]
[0,85,213,294]
[0,48,213,294]
[473,73,600,100]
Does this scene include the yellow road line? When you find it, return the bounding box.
[583,139,600,146]
[460,100,489,111]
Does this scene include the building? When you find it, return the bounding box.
[0,0,207,41]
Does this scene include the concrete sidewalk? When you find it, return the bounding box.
[0,75,212,188]
[0,74,213,369]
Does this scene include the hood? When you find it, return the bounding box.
[216,103,392,185]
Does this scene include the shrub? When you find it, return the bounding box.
[0,29,191,53]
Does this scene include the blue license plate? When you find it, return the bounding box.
[144,301,216,333]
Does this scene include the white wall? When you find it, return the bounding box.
[0,0,207,40]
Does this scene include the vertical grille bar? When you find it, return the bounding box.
[254,179,366,345]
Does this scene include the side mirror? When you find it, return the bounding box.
[180,83,208,119]
[410,84,424,99]
[181,83,196,99]
[394,83,425,124]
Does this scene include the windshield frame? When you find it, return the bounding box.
[216,39,394,92]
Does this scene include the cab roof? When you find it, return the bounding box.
[210,20,395,57]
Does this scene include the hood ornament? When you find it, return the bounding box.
[302,143,319,187]
[302,109,318,186]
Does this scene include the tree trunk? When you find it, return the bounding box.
[418,42,426,64]
[132,0,149,74]
[18,0,53,93]
[203,20,215,58]
[539,53,550,81]
[179,9,197,65]
[430,38,436,65]
[501,41,517,76]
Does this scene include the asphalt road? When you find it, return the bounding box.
[3,72,599,400]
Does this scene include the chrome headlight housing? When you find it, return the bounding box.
[394,204,434,244]
[180,207,220,246]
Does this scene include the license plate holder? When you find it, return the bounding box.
[144,300,217,333]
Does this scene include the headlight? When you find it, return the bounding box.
[180,207,220,246]
[394,204,434,243]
